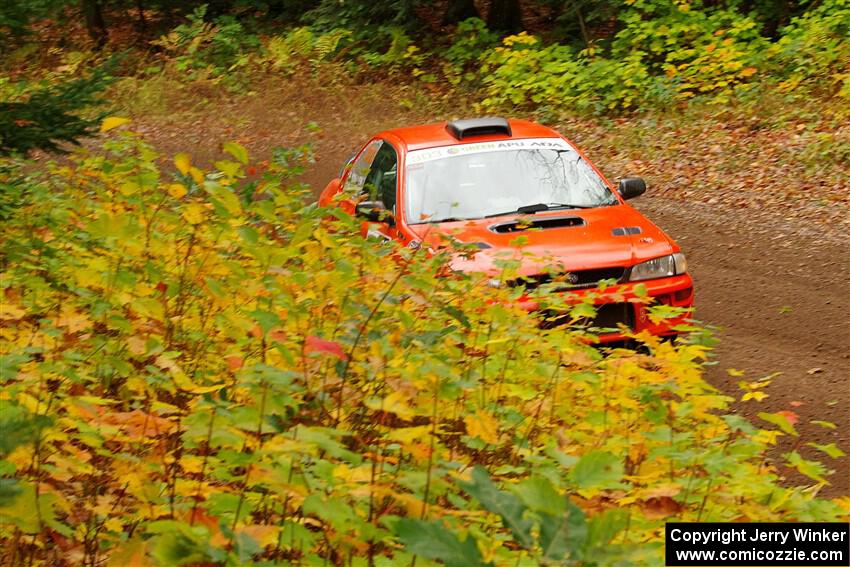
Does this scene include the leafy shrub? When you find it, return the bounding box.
[479,33,665,113]
[357,27,425,72]
[611,0,766,101]
[152,5,260,82]
[263,27,353,74]
[446,18,500,67]
[442,18,501,87]
[0,125,846,565]
[0,65,113,157]
[477,0,769,112]
[770,0,850,99]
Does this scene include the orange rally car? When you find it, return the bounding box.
[319,117,694,342]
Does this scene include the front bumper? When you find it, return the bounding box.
[516,274,695,343]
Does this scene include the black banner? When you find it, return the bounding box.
[666,522,850,566]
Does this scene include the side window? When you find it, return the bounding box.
[343,140,382,195]
[343,140,398,213]
[363,143,398,213]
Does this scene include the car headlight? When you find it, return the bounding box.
[629,253,687,281]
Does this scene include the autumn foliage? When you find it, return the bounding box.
[0,128,846,566]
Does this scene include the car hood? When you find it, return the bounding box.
[408,204,676,277]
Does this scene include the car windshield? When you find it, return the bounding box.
[405,138,617,224]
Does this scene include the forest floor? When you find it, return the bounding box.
[111,73,849,496]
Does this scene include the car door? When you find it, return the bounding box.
[344,139,400,242]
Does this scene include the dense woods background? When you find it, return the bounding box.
[1,1,848,566]
[2,0,848,156]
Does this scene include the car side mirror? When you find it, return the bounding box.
[618,177,647,200]
[356,200,394,225]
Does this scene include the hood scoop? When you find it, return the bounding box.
[612,226,642,236]
[489,215,585,234]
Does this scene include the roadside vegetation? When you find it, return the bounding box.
[1,1,848,565]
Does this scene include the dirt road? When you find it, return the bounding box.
[636,195,849,496]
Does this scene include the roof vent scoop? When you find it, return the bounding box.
[446,117,512,140]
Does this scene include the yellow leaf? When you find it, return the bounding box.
[742,391,767,402]
[174,153,191,175]
[119,181,140,196]
[127,336,147,356]
[56,305,91,333]
[189,166,205,184]
[333,464,372,484]
[103,517,124,532]
[168,183,187,199]
[155,355,181,373]
[107,537,151,567]
[182,203,205,225]
[365,391,417,421]
[180,455,205,474]
[100,117,130,133]
[239,525,280,548]
[157,354,225,394]
[384,391,416,420]
[387,426,431,446]
[0,304,27,321]
[465,410,500,445]
[740,67,757,77]
[173,375,226,395]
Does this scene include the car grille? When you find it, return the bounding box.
[540,302,635,332]
[590,302,635,331]
[507,267,626,291]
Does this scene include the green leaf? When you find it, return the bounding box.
[0,482,65,535]
[586,508,628,550]
[442,304,471,329]
[214,159,243,178]
[223,141,249,164]
[149,526,215,566]
[513,475,564,517]
[395,518,488,567]
[0,401,48,458]
[539,499,588,560]
[569,451,624,491]
[806,442,845,459]
[785,451,829,484]
[459,466,534,549]
[757,411,798,436]
[0,482,41,533]
[0,478,21,508]
[206,184,242,216]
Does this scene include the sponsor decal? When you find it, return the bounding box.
[406,137,574,165]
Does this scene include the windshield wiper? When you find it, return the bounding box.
[484,202,592,219]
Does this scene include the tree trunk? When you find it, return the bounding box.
[576,4,589,46]
[81,0,108,49]
[442,0,480,25]
[487,0,523,35]
[135,0,147,33]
